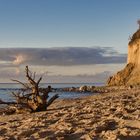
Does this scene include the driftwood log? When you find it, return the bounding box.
[0,66,59,112]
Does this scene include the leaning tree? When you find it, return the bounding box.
[137,19,140,29]
[0,66,59,112]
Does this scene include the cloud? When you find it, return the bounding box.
[13,54,28,65]
[37,71,113,83]
[0,69,112,83]
[0,47,126,66]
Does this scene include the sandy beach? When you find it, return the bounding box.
[0,0,140,139]
[0,88,140,140]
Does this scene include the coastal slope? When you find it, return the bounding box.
[107,29,140,86]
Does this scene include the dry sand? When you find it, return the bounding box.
[0,88,140,140]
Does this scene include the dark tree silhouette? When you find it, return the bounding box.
[137,19,140,29]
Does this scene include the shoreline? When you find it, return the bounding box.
[0,88,140,139]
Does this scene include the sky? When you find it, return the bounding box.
[0,0,139,83]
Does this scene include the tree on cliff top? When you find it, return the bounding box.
[137,19,140,29]
[129,21,140,45]
[0,66,59,113]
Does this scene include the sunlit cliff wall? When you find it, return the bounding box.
[107,29,140,86]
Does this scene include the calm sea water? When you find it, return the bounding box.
[0,83,104,102]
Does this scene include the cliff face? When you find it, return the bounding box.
[107,29,140,86]
[128,29,140,65]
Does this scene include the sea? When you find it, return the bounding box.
[0,83,104,102]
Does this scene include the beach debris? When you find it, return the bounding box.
[0,66,59,113]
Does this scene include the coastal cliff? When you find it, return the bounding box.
[107,29,140,86]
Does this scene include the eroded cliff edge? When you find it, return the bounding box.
[107,29,140,86]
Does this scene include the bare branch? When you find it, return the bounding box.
[11,79,29,89]
[33,72,36,80]
[12,92,19,97]
[46,94,59,107]
[37,77,42,85]
[25,66,36,85]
